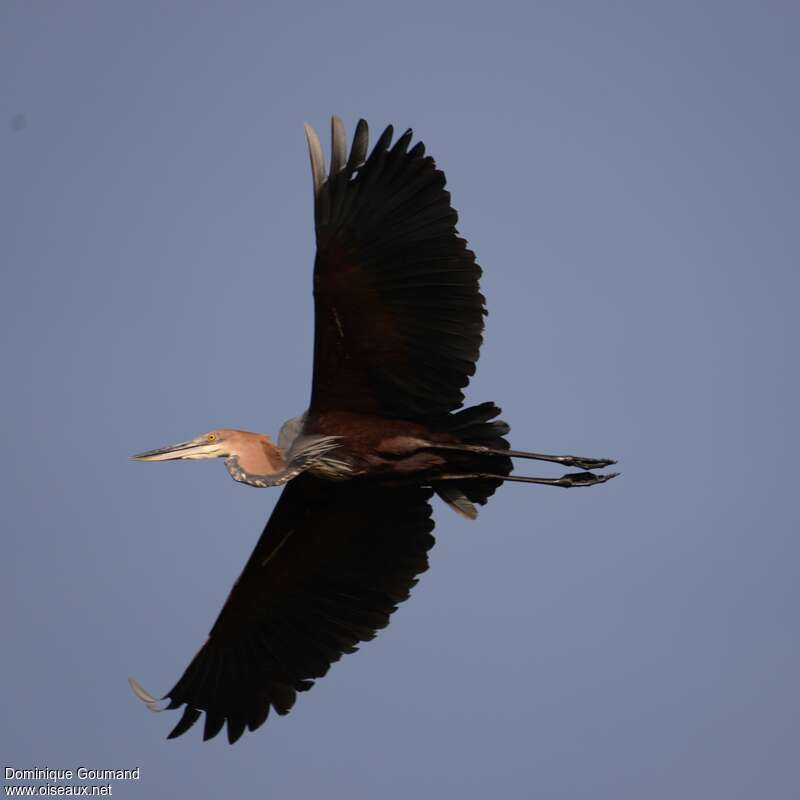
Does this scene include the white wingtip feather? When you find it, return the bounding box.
[128,676,166,712]
[303,122,325,196]
[330,115,346,177]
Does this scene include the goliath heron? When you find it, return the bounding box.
[130,116,618,744]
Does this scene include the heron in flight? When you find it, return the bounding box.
[130,116,618,744]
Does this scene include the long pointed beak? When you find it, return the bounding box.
[130,439,219,462]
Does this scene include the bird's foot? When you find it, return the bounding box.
[552,470,620,487]
[554,456,617,471]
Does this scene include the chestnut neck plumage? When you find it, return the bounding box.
[224,434,288,487]
[225,427,352,487]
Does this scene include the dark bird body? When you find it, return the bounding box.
[130,116,617,744]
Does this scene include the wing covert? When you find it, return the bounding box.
[307,116,486,419]
[161,474,435,743]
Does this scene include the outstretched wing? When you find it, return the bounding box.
[158,474,435,743]
[305,116,485,420]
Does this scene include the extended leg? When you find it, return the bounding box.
[428,443,616,471]
[432,471,619,488]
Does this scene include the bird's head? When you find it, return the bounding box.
[131,429,287,486]
[131,429,232,462]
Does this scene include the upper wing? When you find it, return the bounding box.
[160,473,435,743]
[305,116,486,419]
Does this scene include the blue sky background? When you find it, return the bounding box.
[3,2,798,798]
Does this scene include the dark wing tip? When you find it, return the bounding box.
[226,716,247,745]
[203,710,226,741]
[391,128,413,156]
[162,700,275,743]
[375,124,394,152]
[166,706,201,739]
[348,119,369,170]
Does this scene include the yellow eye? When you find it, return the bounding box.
[207,433,217,442]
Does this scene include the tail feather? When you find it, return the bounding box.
[431,402,512,517]
[434,484,478,520]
